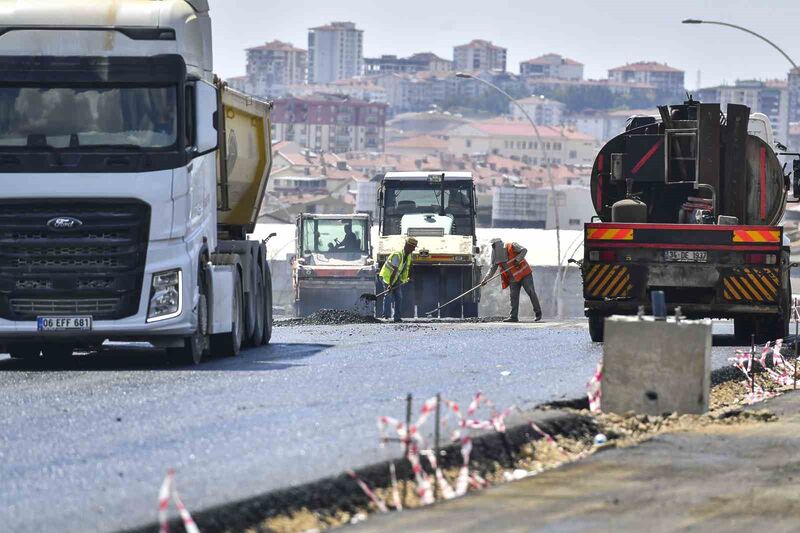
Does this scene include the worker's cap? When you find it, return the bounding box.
[406,237,419,247]
[490,238,503,246]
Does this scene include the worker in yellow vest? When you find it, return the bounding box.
[481,238,542,323]
[379,237,418,322]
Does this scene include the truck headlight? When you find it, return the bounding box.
[147,269,182,322]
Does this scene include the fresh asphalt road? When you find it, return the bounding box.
[0,319,747,532]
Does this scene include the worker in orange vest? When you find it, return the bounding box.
[481,238,542,323]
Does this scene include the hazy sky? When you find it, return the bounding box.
[209,0,800,90]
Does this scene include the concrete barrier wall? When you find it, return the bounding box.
[479,266,584,319]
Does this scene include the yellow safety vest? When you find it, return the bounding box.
[380,251,412,286]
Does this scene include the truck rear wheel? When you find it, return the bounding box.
[8,343,41,360]
[210,270,244,357]
[262,264,273,345]
[588,313,605,342]
[249,265,266,347]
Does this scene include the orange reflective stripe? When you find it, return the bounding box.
[732,229,780,243]
[587,227,634,240]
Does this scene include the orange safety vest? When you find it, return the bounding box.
[501,243,533,289]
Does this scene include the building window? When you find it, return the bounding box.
[569,150,577,159]
[466,139,472,148]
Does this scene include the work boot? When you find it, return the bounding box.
[535,314,543,322]
[503,317,519,323]
[393,317,402,323]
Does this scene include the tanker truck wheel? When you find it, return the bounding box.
[588,313,605,342]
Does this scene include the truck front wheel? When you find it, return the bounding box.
[168,292,207,366]
[210,270,244,357]
[588,313,605,342]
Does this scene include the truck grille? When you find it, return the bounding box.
[0,200,150,320]
[408,227,445,237]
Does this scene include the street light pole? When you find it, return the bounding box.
[455,73,564,315]
[682,19,798,70]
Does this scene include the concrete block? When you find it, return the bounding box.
[602,316,712,415]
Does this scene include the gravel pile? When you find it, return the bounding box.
[276,309,380,327]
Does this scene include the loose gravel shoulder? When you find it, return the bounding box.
[276,309,381,327]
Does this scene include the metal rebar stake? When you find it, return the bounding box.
[433,393,441,501]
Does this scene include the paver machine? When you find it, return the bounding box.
[375,172,482,318]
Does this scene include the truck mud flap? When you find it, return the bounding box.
[583,264,634,299]
[722,267,780,303]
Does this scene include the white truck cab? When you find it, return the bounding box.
[0,1,274,363]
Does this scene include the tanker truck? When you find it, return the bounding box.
[0,0,274,364]
[582,99,799,342]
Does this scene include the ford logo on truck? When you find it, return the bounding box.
[47,217,83,230]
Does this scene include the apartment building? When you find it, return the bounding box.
[608,61,685,94]
[244,40,307,97]
[364,52,452,75]
[271,95,387,153]
[448,118,598,165]
[519,54,583,81]
[453,39,507,73]
[697,79,789,144]
[512,95,567,126]
[308,21,364,84]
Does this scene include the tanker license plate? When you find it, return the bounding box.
[664,250,707,263]
[37,317,92,332]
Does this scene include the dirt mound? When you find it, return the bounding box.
[277,309,381,327]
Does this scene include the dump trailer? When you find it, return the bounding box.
[376,172,482,318]
[583,99,799,342]
[0,0,274,364]
[292,213,375,317]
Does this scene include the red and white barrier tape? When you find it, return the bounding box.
[729,338,793,404]
[158,469,200,533]
[373,392,514,507]
[586,362,603,412]
[347,470,389,513]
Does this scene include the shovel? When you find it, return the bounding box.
[424,266,514,316]
[360,284,398,302]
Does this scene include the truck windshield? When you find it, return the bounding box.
[383,183,474,236]
[302,218,369,255]
[0,85,177,149]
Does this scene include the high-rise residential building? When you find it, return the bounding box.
[308,21,364,84]
[696,79,789,144]
[789,68,800,141]
[608,61,685,94]
[245,40,307,97]
[271,94,387,153]
[519,54,583,81]
[453,39,507,73]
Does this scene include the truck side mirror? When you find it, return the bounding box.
[195,80,219,155]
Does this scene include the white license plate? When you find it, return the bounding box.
[37,316,93,332]
[664,250,708,263]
